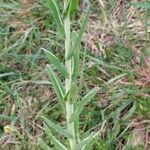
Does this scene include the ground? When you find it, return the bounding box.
[0,0,150,149]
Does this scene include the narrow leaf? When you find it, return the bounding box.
[130,2,150,9]
[85,54,122,71]
[0,28,32,57]
[69,83,78,101]
[67,11,90,60]
[78,132,99,150]
[68,0,79,18]
[71,87,99,122]
[106,73,126,84]
[71,32,79,81]
[64,83,78,102]
[46,0,65,37]
[77,87,99,114]
[0,115,16,121]
[44,124,67,150]
[38,138,51,150]
[0,2,19,9]
[122,101,136,121]
[41,116,71,138]
[43,48,69,78]
[46,65,65,112]
[0,72,14,78]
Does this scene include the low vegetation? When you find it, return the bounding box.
[0,0,149,149]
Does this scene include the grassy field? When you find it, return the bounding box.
[0,0,150,149]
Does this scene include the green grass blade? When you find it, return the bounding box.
[0,28,32,58]
[46,0,65,37]
[43,48,69,78]
[130,2,150,9]
[122,101,136,121]
[106,73,127,84]
[38,138,52,150]
[79,132,99,150]
[68,0,79,18]
[0,2,19,9]
[0,72,14,78]
[85,54,123,71]
[41,116,71,138]
[0,115,16,121]
[44,124,68,150]
[46,65,65,112]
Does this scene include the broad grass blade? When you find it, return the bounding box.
[44,124,68,150]
[46,0,65,37]
[41,116,71,138]
[46,65,65,112]
[43,48,69,78]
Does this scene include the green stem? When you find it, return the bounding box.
[64,5,76,150]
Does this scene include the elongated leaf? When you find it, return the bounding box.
[0,28,32,57]
[71,87,99,122]
[106,73,126,84]
[41,116,71,138]
[68,0,79,18]
[63,0,78,18]
[72,11,89,53]
[85,53,122,71]
[69,83,78,101]
[78,132,99,150]
[77,87,99,114]
[44,124,67,150]
[122,101,136,121]
[46,0,65,37]
[43,48,69,78]
[130,2,150,9]
[0,2,19,9]
[38,138,51,150]
[67,11,90,60]
[46,65,65,112]
[71,32,79,81]
[0,72,14,78]
[64,83,78,102]
[0,115,16,121]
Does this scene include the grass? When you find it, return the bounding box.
[0,0,150,149]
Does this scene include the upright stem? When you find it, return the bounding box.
[64,4,76,150]
[65,18,71,92]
